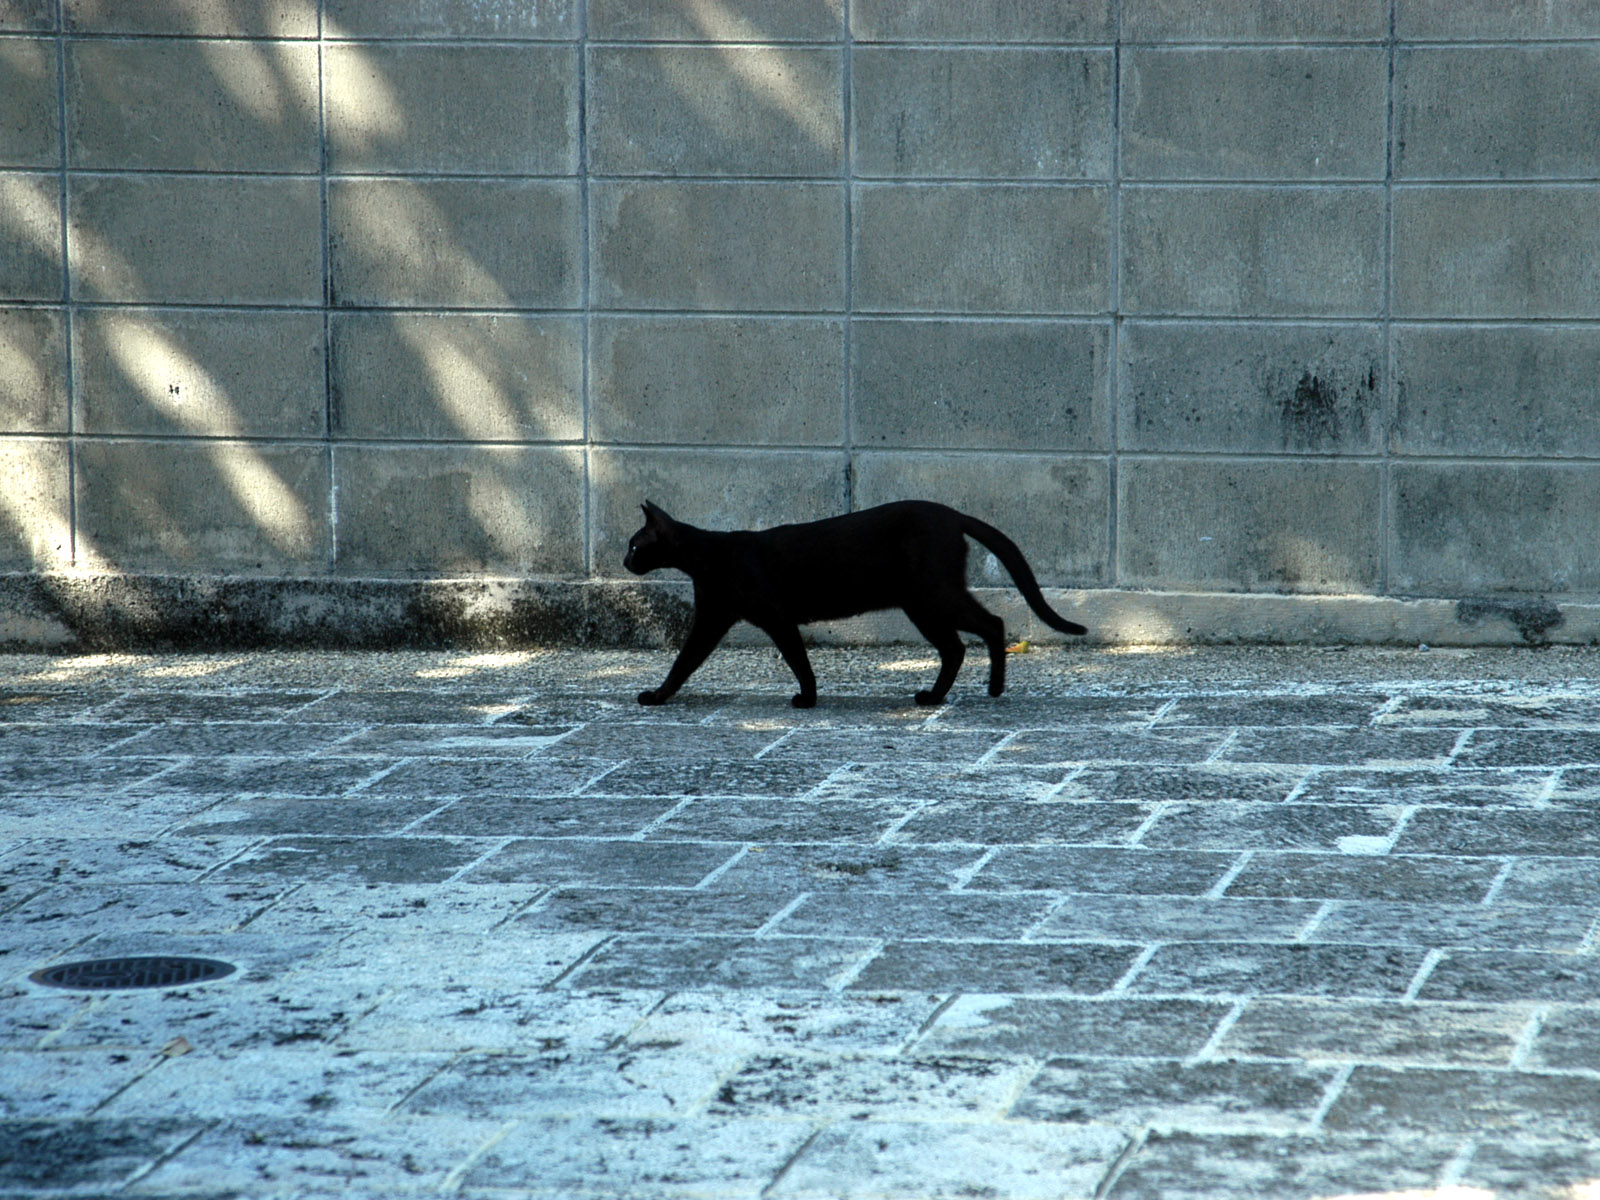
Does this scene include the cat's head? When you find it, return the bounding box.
[623,501,677,575]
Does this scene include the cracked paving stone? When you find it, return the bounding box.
[707,1052,1031,1120]
[510,886,796,936]
[1,837,262,886]
[458,838,740,888]
[132,1114,507,1196]
[772,891,1057,941]
[1128,943,1427,998]
[770,1120,1129,1200]
[1307,900,1597,951]
[0,1049,158,1118]
[1221,851,1501,903]
[1324,1066,1600,1139]
[0,1118,206,1192]
[563,934,878,992]
[1061,764,1301,804]
[338,986,663,1054]
[887,798,1150,845]
[460,1115,810,1196]
[847,940,1136,994]
[97,1047,456,1120]
[216,835,498,885]
[807,761,1068,803]
[1012,1057,1337,1133]
[1103,1131,1457,1200]
[1427,953,1600,1011]
[623,991,946,1057]
[1214,728,1461,767]
[1139,802,1406,852]
[1396,806,1600,857]
[1034,894,1318,943]
[915,995,1233,1059]
[702,844,987,893]
[401,1045,742,1118]
[641,796,920,843]
[966,846,1238,895]
[1216,999,1530,1066]
[407,794,679,838]
[584,756,838,800]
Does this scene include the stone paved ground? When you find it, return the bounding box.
[3,645,1600,1199]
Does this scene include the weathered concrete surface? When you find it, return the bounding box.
[3,644,1600,1198]
[6,574,1600,654]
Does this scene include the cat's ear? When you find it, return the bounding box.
[641,500,671,527]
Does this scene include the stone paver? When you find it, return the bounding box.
[3,646,1600,1197]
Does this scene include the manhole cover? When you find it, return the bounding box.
[30,956,236,991]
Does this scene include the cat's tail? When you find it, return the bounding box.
[958,514,1089,636]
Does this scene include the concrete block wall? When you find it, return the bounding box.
[4,0,1600,647]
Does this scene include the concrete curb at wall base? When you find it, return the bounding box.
[3,574,1597,653]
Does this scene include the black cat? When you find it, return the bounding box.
[623,499,1087,707]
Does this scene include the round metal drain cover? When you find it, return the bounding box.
[30,956,236,991]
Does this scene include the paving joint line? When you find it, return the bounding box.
[1187,997,1249,1065]
[1479,858,1516,906]
[439,835,519,885]
[1308,1062,1357,1131]
[1508,1005,1549,1070]
[1108,944,1161,994]
[1204,849,1254,899]
[1402,948,1447,1001]
[692,845,753,890]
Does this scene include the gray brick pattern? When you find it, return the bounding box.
[3,646,1600,1195]
[5,2,1600,611]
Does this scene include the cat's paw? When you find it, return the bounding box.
[637,689,668,706]
[913,690,947,707]
[791,692,817,709]
[988,680,1005,698]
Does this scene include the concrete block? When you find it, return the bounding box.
[1121,186,1384,317]
[589,0,841,40]
[854,49,1111,180]
[589,447,848,577]
[329,178,579,309]
[1393,187,1600,318]
[64,0,316,35]
[1123,48,1386,181]
[330,312,582,442]
[591,181,844,312]
[588,46,842,177]
[1118,458,1381,592]
[75,440,330,573]
[70,174,320,304]
[1119,322,1382,454]
[326,44,577,175]
[1396,48,1600,180]
[1391,464,1600,595]
[0,1,53,30]
[335,445,584,577]
[0,171,62,300]
[0,437,68,568]
[852,0,1112,43]
[0,38,58,168]
[323,0,576,39]
[852,319,1108,451]
[1123,0,1388,40]
[590,316,844,445]
[1396,1,1600,39]
[0,306,66,431]
[75,309,325,438]
[1393,326,1600,458]
[855,184,1110,314]
[68,40,318,172]
[851,450,1110,586]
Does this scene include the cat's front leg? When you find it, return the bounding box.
[639,610,734,705]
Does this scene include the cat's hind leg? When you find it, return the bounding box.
[904,608,965,705]
[954,593,1009,697]
[751,618,818,708]
[639,610,734,705]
